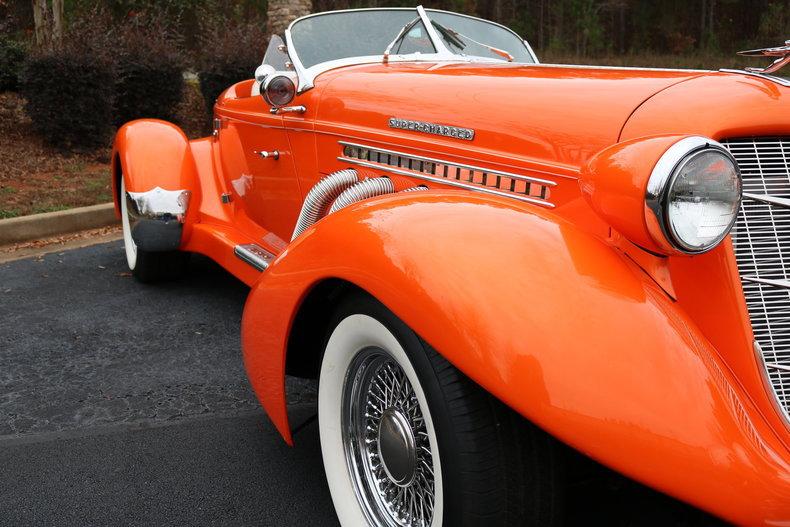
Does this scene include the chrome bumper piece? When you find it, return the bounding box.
[125,186,191,252]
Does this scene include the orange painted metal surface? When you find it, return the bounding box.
[112,57,790,524]
[580,134,689,253]
[241,192,790,525]
[111,119,202,244]
[620,71,790,452]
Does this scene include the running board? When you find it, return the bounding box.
[234,244,275,271]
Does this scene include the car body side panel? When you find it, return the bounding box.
[241,191,790,526]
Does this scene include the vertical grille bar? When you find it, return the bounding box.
[723,137,790,422]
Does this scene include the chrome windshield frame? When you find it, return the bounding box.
[283,6,538,93]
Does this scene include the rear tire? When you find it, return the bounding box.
[120,177,188,283]
[318,292,563,526]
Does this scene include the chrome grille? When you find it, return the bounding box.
[723,137,790,421]
[338,141,556,208]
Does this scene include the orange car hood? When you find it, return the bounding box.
[317,62,704,167]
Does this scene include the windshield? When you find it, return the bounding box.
[290,10,436,69]
[428,11,533,63]
[288,8,534,70]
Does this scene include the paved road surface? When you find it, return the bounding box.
[0,241,723,526]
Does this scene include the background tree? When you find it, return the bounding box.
[267,0,312,36]
[31,0,62,48]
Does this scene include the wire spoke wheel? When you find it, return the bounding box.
[342,348,436,527]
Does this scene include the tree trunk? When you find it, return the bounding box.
[52,0,64,45]
[267,0,313,37]
[619,3,625,54]
[32,0,50,48]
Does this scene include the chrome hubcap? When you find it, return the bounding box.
[378,408,417,486]
[343,348,435,526]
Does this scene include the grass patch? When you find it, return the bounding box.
[64,160,88,174]
[31,204,71,214]
[82,177,110,193]
[0,92,113,218]
[0,208,20,219]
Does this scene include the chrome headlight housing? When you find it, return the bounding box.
[645,136,742,254]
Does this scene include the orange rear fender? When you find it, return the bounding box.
[111,119,202,246]
[241,190,789,525]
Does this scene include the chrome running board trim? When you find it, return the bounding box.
[234,244,275,271]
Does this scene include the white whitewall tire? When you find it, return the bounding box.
[119,177,138,271]
[319,313,444,527]
[317,292,564,527]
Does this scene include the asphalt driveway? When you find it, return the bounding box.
[0,241,724,526]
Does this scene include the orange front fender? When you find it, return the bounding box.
[241,191,790,525]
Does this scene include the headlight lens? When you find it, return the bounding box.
[262,74,296,107]
[645,137,742,254]
[666,149,741,252]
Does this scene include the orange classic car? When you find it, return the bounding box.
[111,6,790,526]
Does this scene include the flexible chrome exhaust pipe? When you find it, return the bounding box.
[328,177,396,214]
[292,172,430,241]
[291,169,358,240]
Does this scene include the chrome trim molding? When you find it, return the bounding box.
[754,342,790,426]
[234,244,275,272]
[644,136,739,254]
[719,68,790,87]
[340,141,556,186]
[538,63,708,73]
[125,187,190,252]
[724,137,790,424]
[338,142,555,208]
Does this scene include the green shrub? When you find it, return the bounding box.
[0,37,27,92]
[196,21,267,117]
[20,50,115,150]
[19,8,189,150]
[113,15,185,126]
[20,11,116,150]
